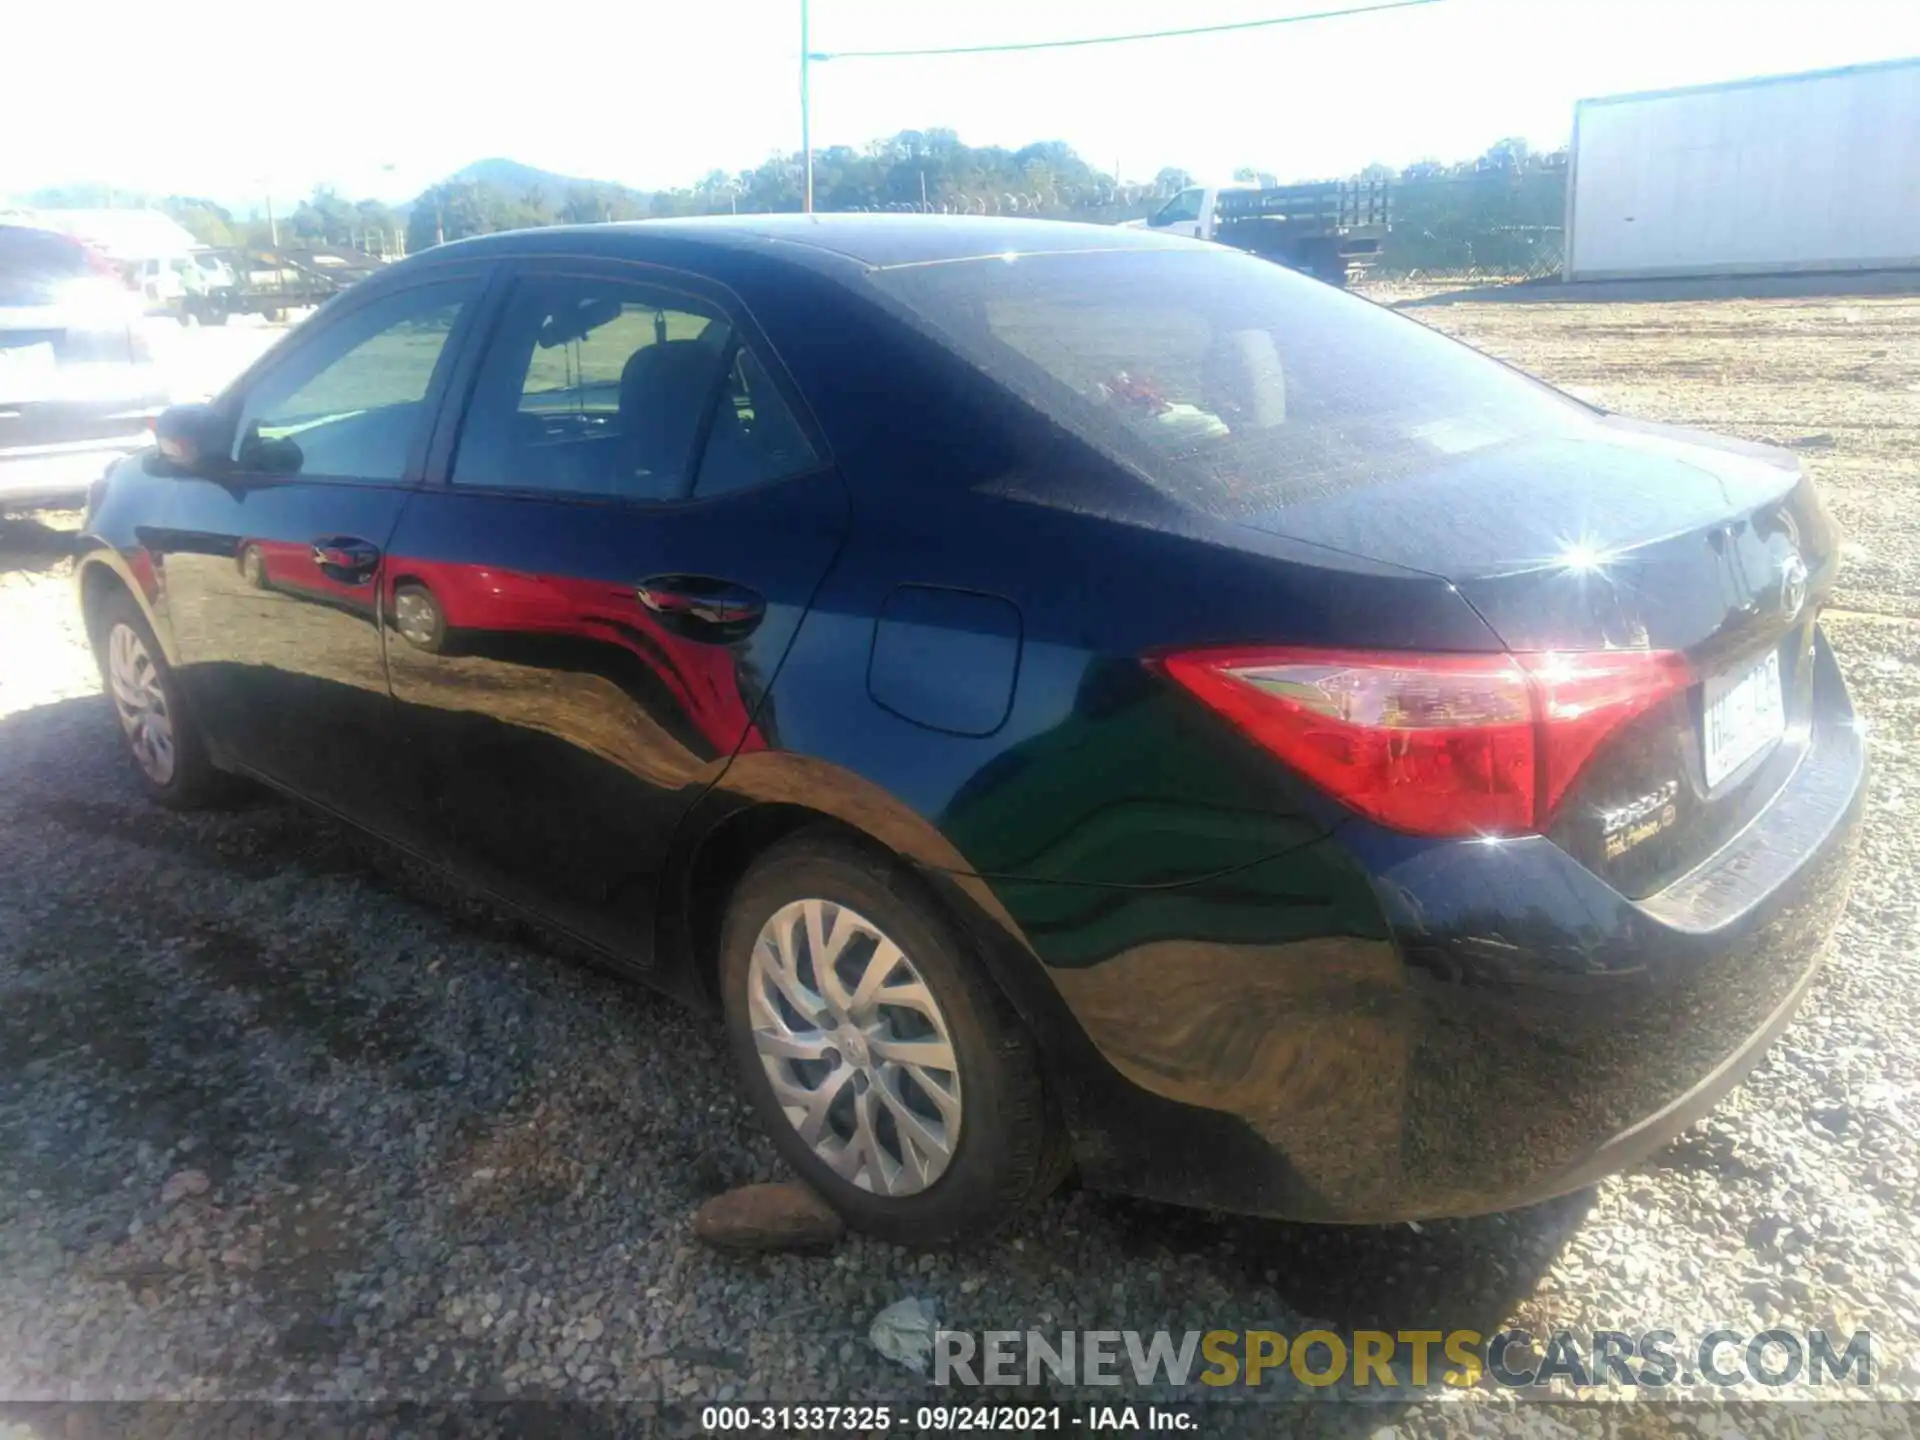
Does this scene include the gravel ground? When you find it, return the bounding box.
[2,292,1919,1436]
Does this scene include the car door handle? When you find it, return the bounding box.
[636,576,765,636]
[313,536,381,579]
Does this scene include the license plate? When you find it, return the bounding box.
[0,342,59,403]
[1702,648,1785,788]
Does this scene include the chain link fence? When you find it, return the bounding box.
[1373,169,1567,283]
[835,168,1570,284]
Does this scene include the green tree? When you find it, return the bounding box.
[353,199,402,254]
[1477,137,1534,172]
[405,181,494,251]
[560,185,609,224]
[286,186,359,245]
[160,197,235,247]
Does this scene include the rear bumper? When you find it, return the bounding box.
[1,439,153,510]
[1,396,164,509]
[1031,643,1866,1222]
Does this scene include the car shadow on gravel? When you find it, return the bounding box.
[1090,1185,1595,1339]
[0,693,676,1144]
[0,512,79,575]
[5,690,1598,1409]
[0,695,619,957]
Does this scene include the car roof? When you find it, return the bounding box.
[429,213,1201,274]
[1,222,84,246]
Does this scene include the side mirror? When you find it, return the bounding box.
[153,404,235,474]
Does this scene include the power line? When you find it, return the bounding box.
[809,0,1443,61]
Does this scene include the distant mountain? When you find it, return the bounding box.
[443,158,646,201]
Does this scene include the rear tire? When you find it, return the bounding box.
[719,831,1066,1245]
[90,589,231,809]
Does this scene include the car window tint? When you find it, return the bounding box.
[453,276,732,500]
[692,344,818,498]
[232,279,476,481]
[872,247,1588,517]
[0,226,96,303]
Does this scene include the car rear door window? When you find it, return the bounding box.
[451,277,735,500]
[691,343,819,498]
[232,279,477,481]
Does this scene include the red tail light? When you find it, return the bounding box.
[1155,646,1692,838]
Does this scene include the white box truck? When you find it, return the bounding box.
[1565,57,1920,281]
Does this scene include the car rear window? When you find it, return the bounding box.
[869,247,1590,516]
[0,226,97,305]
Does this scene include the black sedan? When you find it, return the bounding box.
[74,216,1864,1243]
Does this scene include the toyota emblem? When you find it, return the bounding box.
[1780,553,1810,623]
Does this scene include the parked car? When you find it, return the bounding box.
[2,223,167,511]
[74,216,1864,1243]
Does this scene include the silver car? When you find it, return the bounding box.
[2,224,168,511]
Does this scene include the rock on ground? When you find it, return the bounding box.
[692,1182,844,1252]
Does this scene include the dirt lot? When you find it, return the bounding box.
[1,291,1918,1433]
[1409,291,1920,622]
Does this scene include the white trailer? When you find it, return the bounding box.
[1564,57,1920,282]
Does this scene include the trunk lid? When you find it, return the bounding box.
[1236,415,1843,897]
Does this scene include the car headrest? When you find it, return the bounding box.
[617,339,727,476]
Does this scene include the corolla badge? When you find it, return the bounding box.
[1601,779,1679,860]
[1780,552,1810,623]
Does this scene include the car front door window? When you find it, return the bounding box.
[231,280,475,480]
[1150,188,1206,229]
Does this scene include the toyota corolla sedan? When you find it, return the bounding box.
[73,216,1864,1243]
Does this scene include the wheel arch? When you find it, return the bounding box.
[74,544,176,665]
[660,753,1104,1194]
[658,752,1035,1019]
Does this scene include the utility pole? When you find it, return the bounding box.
[800,0,813,213]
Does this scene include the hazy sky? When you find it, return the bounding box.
[5,0,1917,209]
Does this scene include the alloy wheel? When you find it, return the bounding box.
[394,589,437,648]
[747,898,963,1196]
[106,623,176,785]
